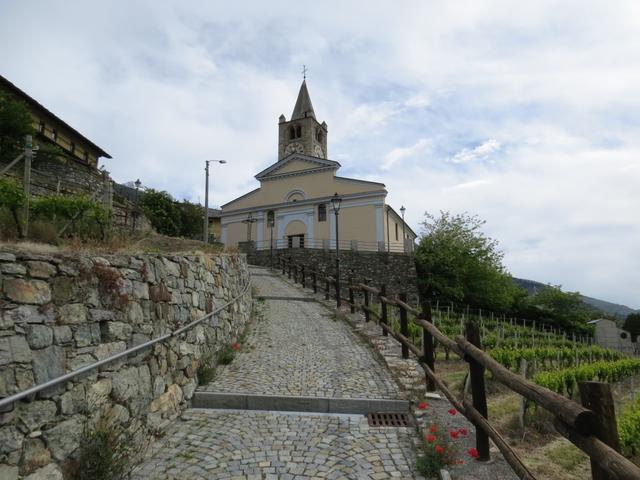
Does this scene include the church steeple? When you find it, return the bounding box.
[278,79,327,160]
[291,80,316,120]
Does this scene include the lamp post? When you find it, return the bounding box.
[242,212,256,242]
[400,205,406,253]
[132,178,141,233]
[203,160,226,243]
[268,211,275,268]
[331,193,342,307]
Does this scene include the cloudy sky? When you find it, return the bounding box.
[1,1,638,307]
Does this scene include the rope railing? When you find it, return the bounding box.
[276,256,640,480]
[0,274,252,410]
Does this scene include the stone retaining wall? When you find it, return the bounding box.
[246,248,418,301]
[0,249,251,479]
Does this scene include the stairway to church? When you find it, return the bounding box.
[131,266,421,479]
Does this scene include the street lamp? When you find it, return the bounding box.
[267,211,275,268]
[132,178,141,233]
[203,160,227,243]
[331,193,342,307]
[242,212,256,242]
[400,205,406,253]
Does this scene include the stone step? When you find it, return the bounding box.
[192,392,410,415]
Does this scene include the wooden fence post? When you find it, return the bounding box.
[281,258,285,275]
[399,292,409,359]
[293,264,298,283]
[380,284,388,337]
[301,265,306,288]
[348,272,355,314]
[312,271,317,293]
[288,259,292,279]
[325,278,330,300]
[422,304,436,392]
[363,279,371,322]
[466,322,490,461]
[579,382,622,480]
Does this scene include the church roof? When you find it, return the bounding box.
[291,80,316,120]
[255,153,339,181]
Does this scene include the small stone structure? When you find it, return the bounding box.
[245,246,418,300]
[588,318,637,355]
[0,249,251,479]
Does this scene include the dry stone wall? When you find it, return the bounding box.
[0,249,251,479]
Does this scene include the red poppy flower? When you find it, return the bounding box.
[231,342,241,351]
[468,448,480,458]
[435,445,445,454]
[458,427,468,436]
[429,424,438,433]
[418,402,428,410]
[426,434,436,443]
[450,430,459,439]
[448,408,457,416]
[456,459,465,465]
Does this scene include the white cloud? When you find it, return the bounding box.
[382,139,432,170]
[449,139,502,164]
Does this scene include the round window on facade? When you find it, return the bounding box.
[620,332,628,340]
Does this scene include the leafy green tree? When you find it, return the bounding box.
[523,284,595,330]
[139,189,181,236]
[623,313,640,342]
[0,177,26,237]
[415,211,524,312]
[177,199,203,239]
[0,91,33,162]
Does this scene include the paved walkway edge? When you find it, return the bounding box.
[193,392,410,414]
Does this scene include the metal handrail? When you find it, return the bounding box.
[0,274,252,409]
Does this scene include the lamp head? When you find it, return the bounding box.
[400,205,406,215]
[331,192,342,212]
[134,179,141,189]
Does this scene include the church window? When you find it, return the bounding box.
[70,142,75,154]
[289,126,295,139]
[296,125,302,138]
[316,129,323,142]
[52,129,58,141]
[318,204,326,222]
[395,223,398,241]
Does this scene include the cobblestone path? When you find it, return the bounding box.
[132,267,420,479]
[132,409,416,479]
[199,267,400,399]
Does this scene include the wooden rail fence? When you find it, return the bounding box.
[278,257,640,480]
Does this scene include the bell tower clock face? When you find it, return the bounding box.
[285,142,304,155]
[313,145,324,158]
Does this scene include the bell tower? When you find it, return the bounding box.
[278,79,328,160]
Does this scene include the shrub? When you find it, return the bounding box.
[197,353,216,385]
[72,411,144,480]
[0,177,25,237]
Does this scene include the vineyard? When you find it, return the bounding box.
[380,301,640,478]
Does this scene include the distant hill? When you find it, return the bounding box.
[513,278,639,320]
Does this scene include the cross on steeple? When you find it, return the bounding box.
[302,65,308,80]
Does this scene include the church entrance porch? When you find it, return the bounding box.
[287,233,305,248]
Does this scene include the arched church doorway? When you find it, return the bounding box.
[284,219,306,248]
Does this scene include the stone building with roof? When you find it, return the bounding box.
[221,80,416,253]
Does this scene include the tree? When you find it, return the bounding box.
[177,199,203,239]
[415,211,524,312]
[0,91,33,162]
[623,313,640,342]
[139,189,181,236]
[522,284,596,332]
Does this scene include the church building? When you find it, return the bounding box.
[220,80,416,252]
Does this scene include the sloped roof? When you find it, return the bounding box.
[0,74,112,159]
[291,80,315,120]
[255,153,340,180]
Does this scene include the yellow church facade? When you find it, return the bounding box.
[221,80,416,253]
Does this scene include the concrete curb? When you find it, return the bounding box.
[193,392,410,415]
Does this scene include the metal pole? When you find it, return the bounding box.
[23,135,32,238]
[401,207,406,253]
[335,208,341,307]
[203,160,210,243]
[270,222,274,268]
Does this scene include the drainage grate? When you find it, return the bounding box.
[367,412,411,427]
